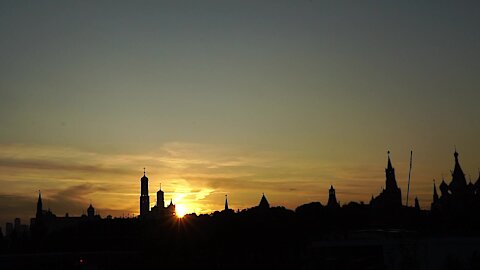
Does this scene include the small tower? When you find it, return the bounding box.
[449,150,467,195]
[327,185,340,208]
[385,151,400,191]
[139,168,150,217]
[87,203,95,218]
[157,183,165,209]
[258,193,270,209]
[433,179,439,203]
[36,190,43,220]
[384,151,402,207]
[224,194,229,211]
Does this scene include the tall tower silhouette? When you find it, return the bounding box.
[327,185,340,208]
[225,194,229,211]
[139,168,150,216]
[157,183,164,208]
[449,150,467,195]
[371,151,402,209]
[87,203,95,217]
[385,151,399,191]
[36,190,43,220]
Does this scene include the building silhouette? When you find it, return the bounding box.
[327,185,340,208]
[139,169,150,217]
[149,181,175,218]
[87,203,95,218]
[370,151,402,209]
[259,193,270,209]
[431,150,480,213]
[31,191,101,235]
[225,194,229,211]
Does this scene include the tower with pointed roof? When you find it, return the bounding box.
[385,151,399,191]
[139,169,150,217]
[225,194,229,211]
[36,191,43,220]
[165,198,175,216]
[431,150,479,213]
[259,193,270,209]
[431,179,440,212]
[449,150,467,196]
[87,203,95,218]
[370,151,402,209]
[327,185,340,208]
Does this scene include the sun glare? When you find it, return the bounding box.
[176,204,187,218]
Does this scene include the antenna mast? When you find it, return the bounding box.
[406,150,413,207]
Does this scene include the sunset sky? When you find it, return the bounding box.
[1,1,479,227]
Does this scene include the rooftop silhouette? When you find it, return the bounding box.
[1,150,480,270]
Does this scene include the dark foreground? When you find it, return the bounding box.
[3,205,480,270]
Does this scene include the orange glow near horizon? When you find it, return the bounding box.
[175,204,187,218]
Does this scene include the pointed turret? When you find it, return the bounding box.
[439,178,449,196]
[224,194,229,211]
[433,179,439,203]
[385,151,399,190]
[327,185,340,208]
[36,190,43,219]
[258,193,270,209]
[387,151,393,170]
[87,203,95,217]
[449,150,467,195]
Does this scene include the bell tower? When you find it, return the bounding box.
[139,168,150,216]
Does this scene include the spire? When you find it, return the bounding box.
[450,149,467,192]
[384,150,399,191]
[387,150,393,170]
[141,168,148,181]
[454,149,459,167]
[327,185,339,208]
[433,179,439,202]
[452,147,463,176]
[224,194,229,211]
[36,190,43,219]
[259,193,270,209]
[87,202,95,217]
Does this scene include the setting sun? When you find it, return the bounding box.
[175,204,187,218]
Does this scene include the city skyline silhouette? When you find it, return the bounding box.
[1,1,479,269]
[3,149,480,269]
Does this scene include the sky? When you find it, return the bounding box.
[0,1,479,227]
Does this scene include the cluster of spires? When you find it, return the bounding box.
[34,149,478,220]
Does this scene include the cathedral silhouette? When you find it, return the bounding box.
[431,150,480,213]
